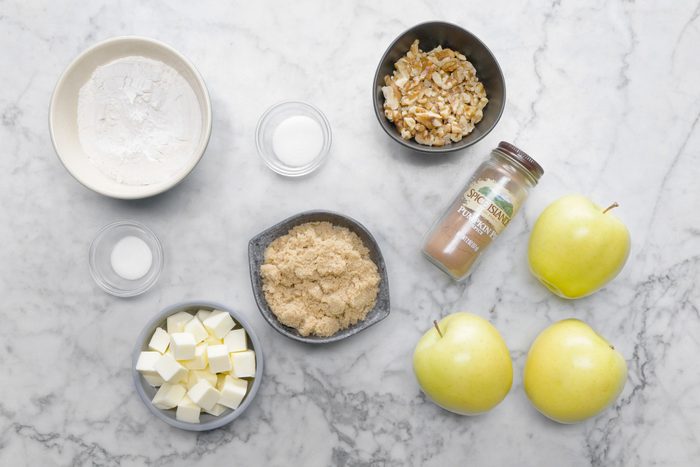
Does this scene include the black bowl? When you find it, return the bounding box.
[248,211,391,344]
[373,21,506,154]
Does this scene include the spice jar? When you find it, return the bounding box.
[423,142,544,281]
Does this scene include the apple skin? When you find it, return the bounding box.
[528,194,631,299]
[523,319,627,424]
[413,312,513,415]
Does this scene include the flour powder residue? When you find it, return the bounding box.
[77,56,202,186]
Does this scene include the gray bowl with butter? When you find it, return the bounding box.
[132,301,264,431]
[248,210,391,344]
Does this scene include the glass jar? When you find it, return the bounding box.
[422,141,544,281]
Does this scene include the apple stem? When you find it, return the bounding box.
[433,320,443,338]
[603,202,619,214]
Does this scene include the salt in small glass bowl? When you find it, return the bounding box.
[255,101,332,177]
[89,220,164,297]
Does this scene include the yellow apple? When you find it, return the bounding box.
[528,194,631,299]
[524,319,627,423]
[413,312,512,415]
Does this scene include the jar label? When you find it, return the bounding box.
[460,178,514,236]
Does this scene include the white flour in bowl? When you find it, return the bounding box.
[77,56,202,186]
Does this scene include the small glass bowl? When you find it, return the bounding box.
[255,101,332,177]
[89,220,164,297]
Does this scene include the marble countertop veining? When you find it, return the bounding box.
[1,0,699,466]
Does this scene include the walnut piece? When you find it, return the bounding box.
[382,40,488,147]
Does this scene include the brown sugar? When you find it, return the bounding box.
[260,222,380,337]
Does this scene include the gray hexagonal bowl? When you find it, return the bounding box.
[132,300,264,431]
[248,210,391,344]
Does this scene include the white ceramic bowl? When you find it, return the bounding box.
[49,36,212,199]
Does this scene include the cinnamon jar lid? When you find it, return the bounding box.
[497,141,544,182]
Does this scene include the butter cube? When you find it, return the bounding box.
[223,328,247,353]
[135,351,161,374]
[183,343,208,370]
[167,311,193,334]
[203,311,235,339]
[154,353,188,383]
[203,404,228,416]
[152,383,186,409]
[231,350,256,378]
[196,309,212,322]
[184,317,208,344]
[143,373,165,387]
[148,327,170,354]
[218,376,248,409]
[136,352,166,387]
[216,373,227,389]
[170,333,196,360]
[187,380,220,411]
[207,344,232,373]
[187,369,217,389]
[205,336,222,346]
[176,395,201,423]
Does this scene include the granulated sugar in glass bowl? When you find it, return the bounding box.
[255,101,332,177]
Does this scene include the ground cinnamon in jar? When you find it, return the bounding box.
[423,142,543,281]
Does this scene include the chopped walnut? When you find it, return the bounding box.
[382,40,488,147]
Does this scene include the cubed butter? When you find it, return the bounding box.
[203,404,228,416]
[143,373,165,387]
[196,309,212,322]
[184,317,208,344]
[136,352,165,387]
[136,351,161,374]
[187,380,221,411]
[216,373,227,389]
[183,343,208,370]
[176,395,201,424]
[218,376,248,409]
[138,311,255,423]
[187,369,217,389]
[170,332,196,360]
[231,350,256,378]
[148,327,170,354]
[203,311,235,339]
[154,353,188,383]
[152,383,186,409]
[205,336,222,346]
[207,344,232,373]
[223,328,247,353]
[167,311,193,334]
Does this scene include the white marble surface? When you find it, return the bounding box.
[1,0,699,465]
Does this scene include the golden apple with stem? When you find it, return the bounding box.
[413,312,513,415]
[528,194,631,299]
[524,319,627,423]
